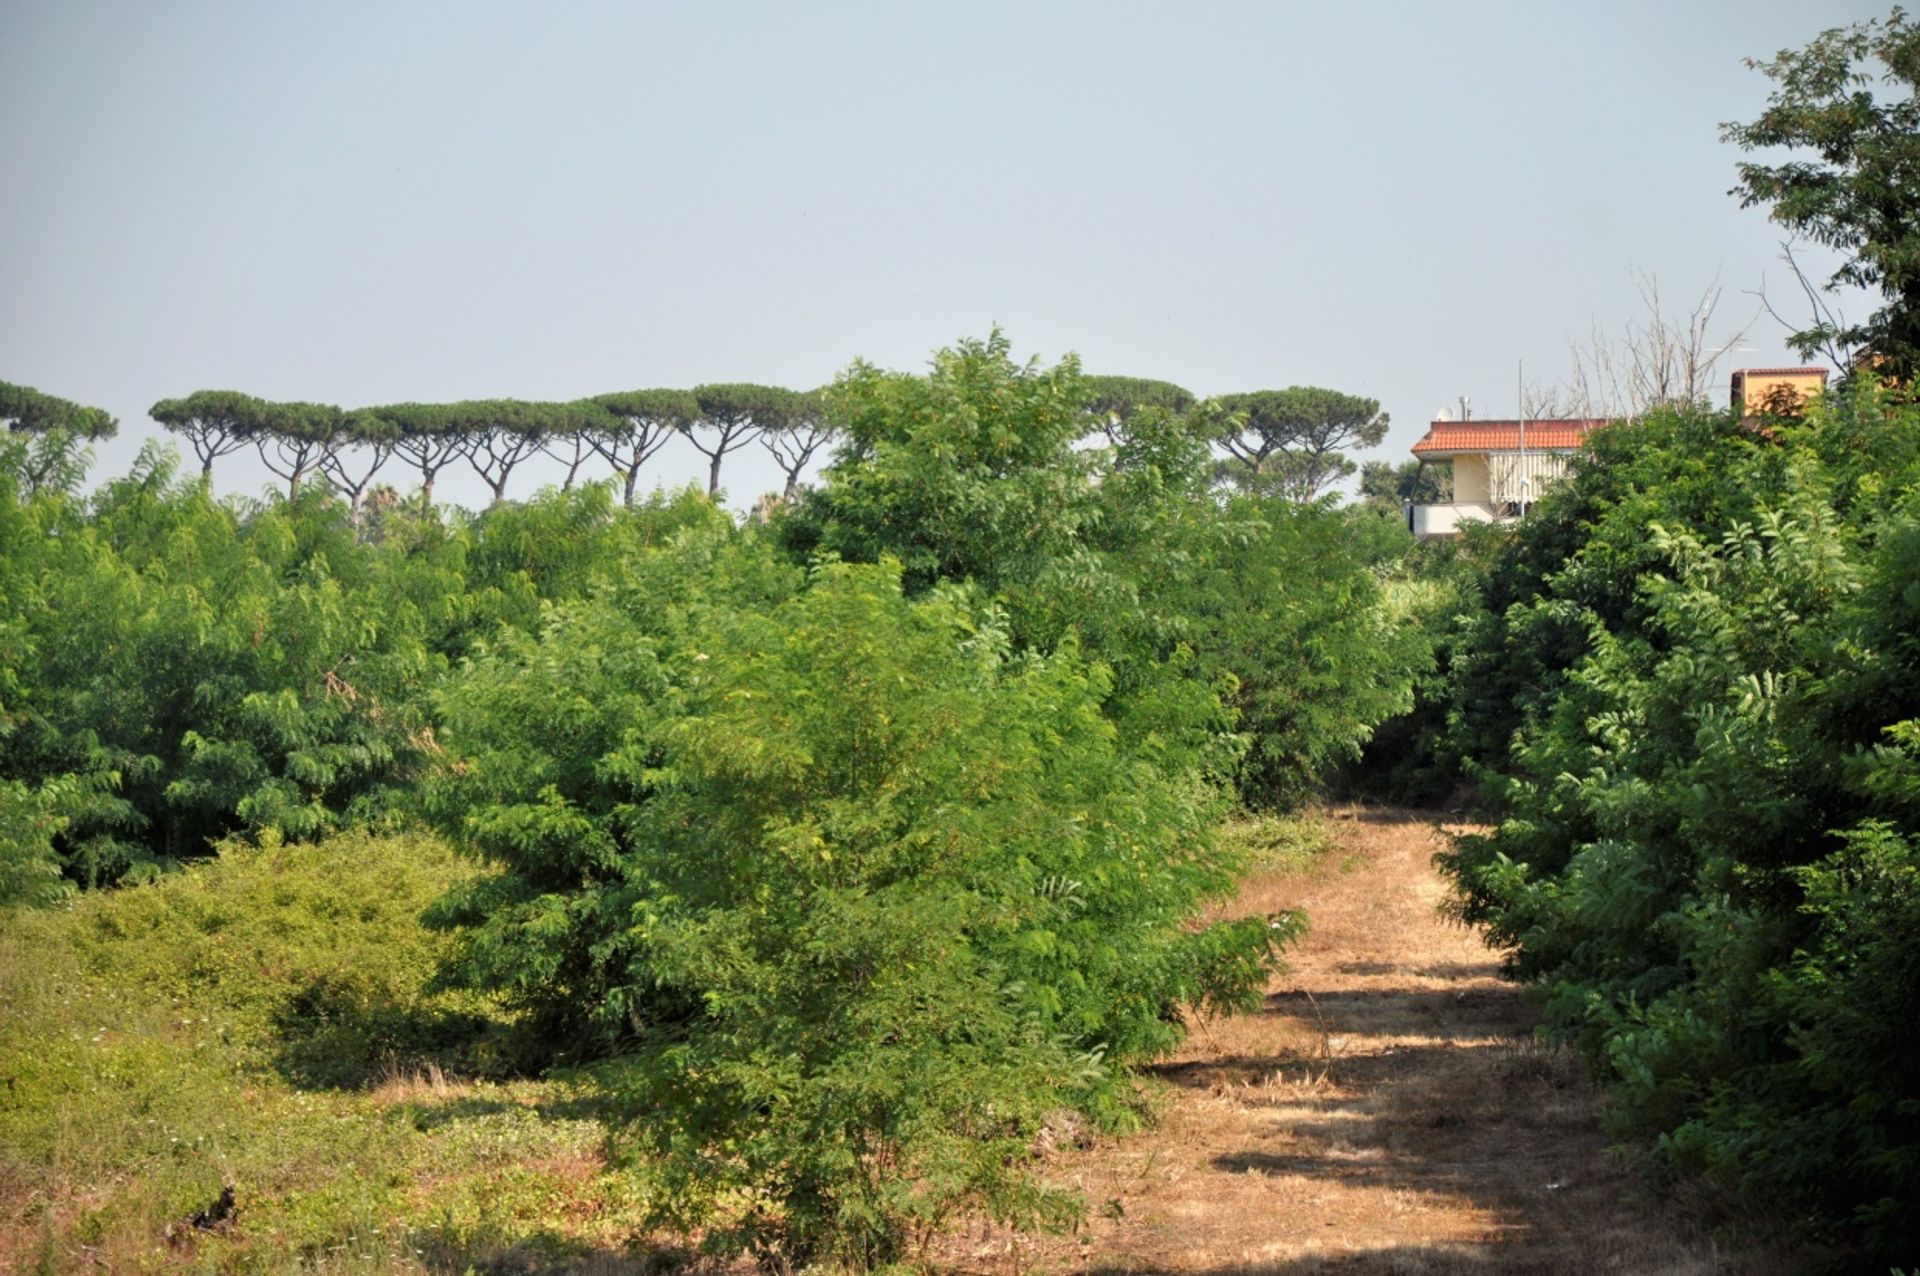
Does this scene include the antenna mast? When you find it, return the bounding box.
[1517,358,1528,517]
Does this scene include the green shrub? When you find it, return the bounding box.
[780,330,1427,807]
[427,555,1285,1266]
[1439,385,1920,1263]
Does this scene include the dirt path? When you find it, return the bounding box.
[953,809,1743,1275]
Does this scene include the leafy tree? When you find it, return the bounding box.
[426,553,1278,1266]
[784,332,1425,806]
[1723,8,1920,375]
[1,450,440,882]
[784,333,1097,598]
[1086,425,1426,806]
[590,389,697,506]
[1215,387,1389,500]
[688,383,803,498]
[0,778,80,907]
[1358,458,1450,507]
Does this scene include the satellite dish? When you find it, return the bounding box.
[1435,407,1456,422]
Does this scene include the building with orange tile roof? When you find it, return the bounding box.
[1405,418,1604,536]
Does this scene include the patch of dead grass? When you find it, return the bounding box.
[369,1060,472,1106]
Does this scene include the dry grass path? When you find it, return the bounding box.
[950,808,1749,1275]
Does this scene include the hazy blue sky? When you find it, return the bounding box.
[0,0,1881,508]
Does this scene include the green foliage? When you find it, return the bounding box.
[688,382,808,497]
[1214,386,1390,500]
[0,452,439,882]
[0,443,727,890]
[1122,495,1424,809]
[0,828,661,1272]
[1341,532,1488,805]
[0,778,80,907]
[784,332,1098,597]
[0,378,117,440]
[1,828,502,1091]
[4,330,1428,1266]
[784,331,1427,808]
[1443,407,1772,773]
[1722,8,1920,373]
[1358,458,1451,507]
[1438,384,1920,1262]
[426,555,1282,1265]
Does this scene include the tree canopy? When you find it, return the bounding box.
[688,382,806,497]
[591,389,698,505]
[1723,8,1920,375]
[149,389,269,477]
[1214,387,1389,500]
[1,380,117,439]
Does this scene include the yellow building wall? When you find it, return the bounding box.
[1738,371,1825,413]
[1452,454,1491,504]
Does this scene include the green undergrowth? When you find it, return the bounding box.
[0,813,1343,1273]
[1217,810,1340,877]
[0,828,659,1274]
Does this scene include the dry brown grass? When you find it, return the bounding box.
[937,806,1773,1275]
[368,1060,473,1107]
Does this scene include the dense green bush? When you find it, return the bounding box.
[781,329,1427,807]
[426,553,1286,1265]
[0,424,730,897]
[1439,385,1920,1263]
[0,447,440,886]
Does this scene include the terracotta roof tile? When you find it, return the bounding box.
[1410,419,1605,456]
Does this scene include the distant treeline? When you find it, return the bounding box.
[3,373,1392,508]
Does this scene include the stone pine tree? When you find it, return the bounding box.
[251,400,348,497]
[370,403,469,508]
[688,383,803,498]
[1214,387,1389,500]
[590,389,698,505]
[318,410,396,518]
[1358,458,1450,509]
[150,390,263,478]
[1,380,117,494]
[448,401,550,504]
[1079,375,1196,444]
[1,380,117,439]
[1723,8,1920,376]
[757,389,836,501]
